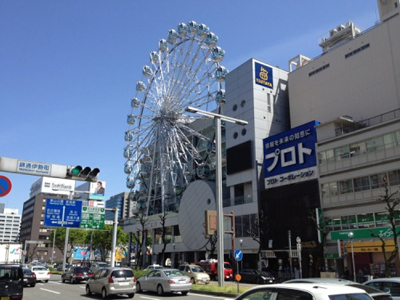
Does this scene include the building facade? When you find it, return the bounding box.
[0,204,21,242]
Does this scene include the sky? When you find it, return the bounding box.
[0,1,380,214]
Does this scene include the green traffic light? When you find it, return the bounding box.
[70,166,82,176]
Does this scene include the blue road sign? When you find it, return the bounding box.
[44,198,82,227]
[234,249,243,261]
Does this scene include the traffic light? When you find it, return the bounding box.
[67,166,100,182]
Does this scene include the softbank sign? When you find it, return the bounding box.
[263,121,319,187]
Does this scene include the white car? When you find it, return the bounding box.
[364,277,400,299]
[31,265,50,283]
[235,283,374,300]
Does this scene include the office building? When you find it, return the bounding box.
[0,204,21,242]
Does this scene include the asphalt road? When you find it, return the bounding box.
[21,274,246,300]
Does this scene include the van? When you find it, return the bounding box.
[178,264,210,284]
[0,264,23,299]
[194,259,233,281]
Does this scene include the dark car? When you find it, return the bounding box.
[22,268,36,287]
[56,264,71,272]
[239,269,275,284]
[61,266,94,284]
[0,264,24,300]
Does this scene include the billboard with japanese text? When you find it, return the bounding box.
[263,120,319,187]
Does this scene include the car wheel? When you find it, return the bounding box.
[30,283,36,287]
[157,284,164,296]
[61,275,65,283]
[127,293,134,298]
[181,291,188,296]
[101,287,108,299]
[86,285,92,295]
[136,282,142,293]
[70,277,74,284]
[45,280,48,283]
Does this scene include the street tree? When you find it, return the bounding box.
[131,209,148,268]
[371,176,400,277]
[157,211,168,265]
[89,225,128,262]
[49,227,88,263]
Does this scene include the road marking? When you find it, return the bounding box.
[139,296,162,300]
[40,288,60,294]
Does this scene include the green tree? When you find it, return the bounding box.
[49,227,89,262]
[89,225,128,262]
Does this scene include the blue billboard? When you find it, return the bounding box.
[255,62,273,89]
[263,121,319,180]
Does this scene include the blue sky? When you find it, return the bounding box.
[0,1,379,214]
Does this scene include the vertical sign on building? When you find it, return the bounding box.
[263,120,319,188]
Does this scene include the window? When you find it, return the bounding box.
[338,179,353,194]
[370,173,386,189]
[384,133,395,149]
[366,136,384,153]
[354,176,370,192]
[334,145,350,161]
[388,170,400,186]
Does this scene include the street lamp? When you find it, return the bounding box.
[296,236,302,278]
[185,106,247,287]
[348,232,356,281]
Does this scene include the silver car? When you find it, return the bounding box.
[137,268,192,296]
[85,267,136,299]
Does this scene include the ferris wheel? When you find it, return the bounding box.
[124,21,228,216]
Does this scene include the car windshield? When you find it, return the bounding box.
[76,267,90,273]
[224,263,232,269]
[164,270,185,277]
[191,266,205,273]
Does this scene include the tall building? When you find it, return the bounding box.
[123,0,400,277]
[105,192,133,221]
[0,204,21,242]
[20,177,75,263]
[286,0,400,276]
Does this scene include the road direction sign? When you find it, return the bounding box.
[0,175,12,197]
[80,206,105,229]
[44,198,82,227]
[234,249,243,261]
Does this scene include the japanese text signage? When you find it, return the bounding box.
[80,206,105,229]
[17,160,51,175]
[255,62,273,89]
[44,198,82,227]
[263,121,319,186]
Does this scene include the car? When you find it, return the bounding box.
[136,268,192,296]
[286,278,393,300]
[31,265,50,283]
[61,266,94,284]
[0,264,23,299]
[22,268,36,287]
[364,277,400,299]
[178,264,210,284]
[85,267,136,299]
[56,263,71,272]
[235,283,374,300]
[239,269,275,284]
[90,262,109,273]
[145,264,163,270]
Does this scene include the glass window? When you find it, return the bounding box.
[334,145,350,161]
[354,176,370,192]
[388,170,400,186]
[375,211,390,227]
[394,130,400,146]
[321,183,329,198]
[318,151,327,165]
[235,216,242,238]
[349,143,362,157]
[338,179,353,194]
[370,173,386,189]
[326,149,334,163]
[366,136,384,153]
[357,213,374,228]
[384,133,395,149]
[329,182,338,196]
[242,215,251,237]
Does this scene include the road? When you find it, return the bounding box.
[22,274,235,300]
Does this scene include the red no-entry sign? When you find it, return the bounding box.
[0,175,12,197]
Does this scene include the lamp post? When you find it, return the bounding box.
[48,228,57,266]
[185,107,247,287]
[296,236,302,278]
[348,232,356,281]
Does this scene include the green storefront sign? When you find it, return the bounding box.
[330,227,397,241]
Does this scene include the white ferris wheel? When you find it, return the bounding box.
[124,21,228,216]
